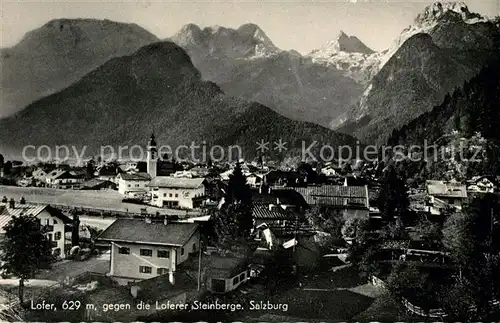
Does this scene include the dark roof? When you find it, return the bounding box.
[264,170,306,184]
[149,177,205,189]
[252,203,296,220]
[80,178,115,189]
[97,165,123,176]
[272,185,369,208]
[97,218,198,247]
[205,255,247,279]
[345,176,369,186]
[118,172,151,181]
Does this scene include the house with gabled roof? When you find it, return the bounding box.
[426,180,468,215]
[272,185,370,221]
[116,172,151,195]
[0,202,73,258]
[97,217,199,285]
[466,176,498,194]
[45,168,85,189]
[149,177,206,209]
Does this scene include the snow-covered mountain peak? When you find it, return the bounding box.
[319,30,375,54]
[414,2,483,26]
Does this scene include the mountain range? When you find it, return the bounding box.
[0,19,159,118]
[1,1,498,158]
[0,41,358,159]
[331,2,500,144]
[170,23,364,126]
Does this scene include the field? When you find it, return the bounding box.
[0,185,200,216]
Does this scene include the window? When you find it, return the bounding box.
[233,276,240,285]
[54,232,62,240]
[140,249,153,257]
[118,247,130,254]
[169,193,172,197]
[192,243,196,252]
[175,193,179,198]
[157,267,168,275]
[53,219,58,225]
[240,272,246,281]
[128,184,131,187]
[135,184,139,187]
[45,219,50,225]
[139,266,152,274]
[157,250,170,258]
[181,247,185,256]
[163,193,167,197]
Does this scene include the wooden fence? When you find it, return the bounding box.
[370,275,447,318]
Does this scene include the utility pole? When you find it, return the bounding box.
[197,233,202,291]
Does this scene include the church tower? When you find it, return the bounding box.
[147,133,158,179]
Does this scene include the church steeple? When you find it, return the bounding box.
[148,133,157,148]
[147,133,158,178]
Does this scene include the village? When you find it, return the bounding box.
[0,134,499,321]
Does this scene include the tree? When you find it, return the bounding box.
[341,162,353,175]
[0,215,52,306]
[305,206,344,250]
[3,160,12,175]
[381,216,406,240]
[442,194,500,318]
[226,163,251,205]
[212,203,253,256]
[297,162,317,183]
[413,217,443,247]
[85,158,96,180]
[213,163,254,255]
[377,164,409,219]
[0,153,4,167]
[305,206,343,239]
[342,217,371,264]
[386,263,438,314]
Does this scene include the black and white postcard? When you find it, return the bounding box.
[0,0,499,321]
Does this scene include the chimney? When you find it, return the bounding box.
[8,198,15,209]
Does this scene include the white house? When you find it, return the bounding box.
[467,176,497,193]
[149,177,205,209]
[97,218,199,285]
[320,165,339,177]
[117,173,151,195]
[246,173,264,188]
[0,202,73,258]
[426,180,468,215]
[45,169,85,189]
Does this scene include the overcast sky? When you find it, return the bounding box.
[1,0,498,54]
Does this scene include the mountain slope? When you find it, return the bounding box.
[387,58,500,179]
[0,19,159,118]
[331,3,500,144]
[387,57,500,147]
[170,24,364,127]
[0,41,358,160]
